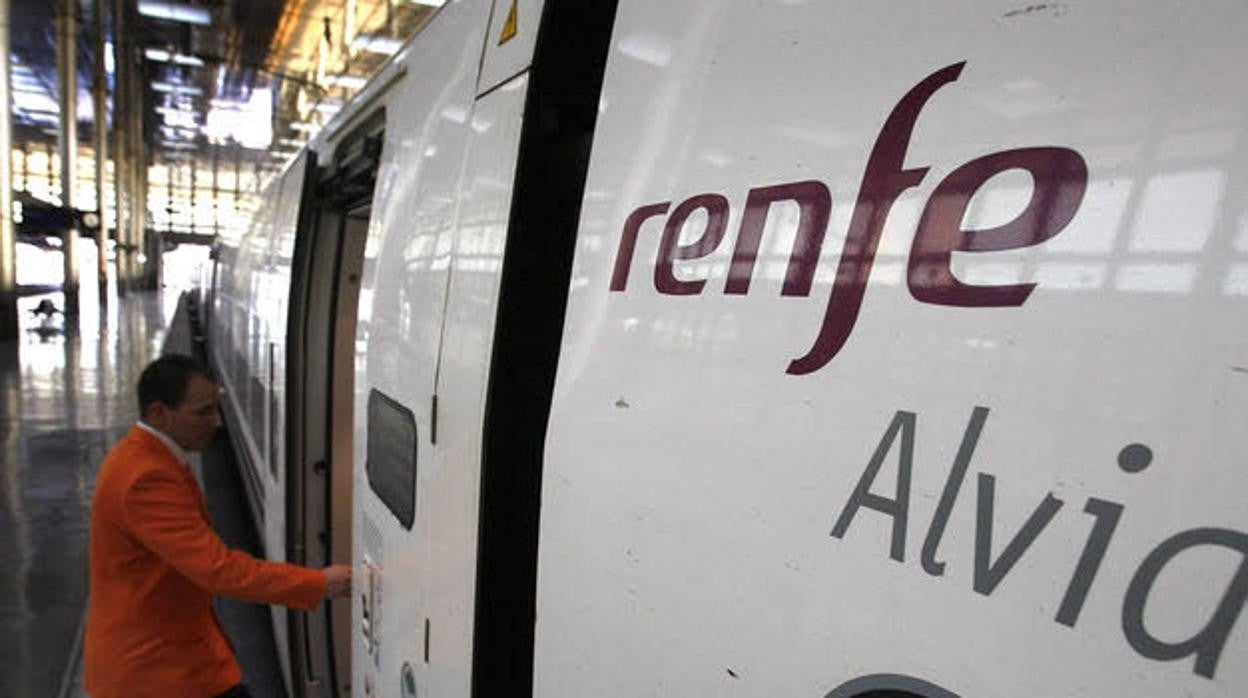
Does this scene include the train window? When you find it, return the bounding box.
[366,389,418,529]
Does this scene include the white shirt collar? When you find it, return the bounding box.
[137,421,192,468]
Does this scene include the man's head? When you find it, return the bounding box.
[137,355,222,452]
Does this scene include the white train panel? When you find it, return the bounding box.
[204,2,1248,696]
[538,1,1248,696]
[210,152,311,691]
[420,72,529,695]
[348,1,514,696]
[477,0,544,95]
[259,153,311,689]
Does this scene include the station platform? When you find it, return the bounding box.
[0,289,286,697]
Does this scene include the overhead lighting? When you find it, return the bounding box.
[350,34,402,56]
[314,101,342,115]
[160,126,197,142]
[12,89,58,110]
[12,81,46,95]
[159,109,199,129]
[137,1,211,26]
[12,79,50,94]
[24,112,59,126]
[144,48,205,68]
[325,74,367,90]
[203,87,272,149]
[289,122,320,133]
[277,138,306,148]
[409,0,446,6]
[151,82,203,95]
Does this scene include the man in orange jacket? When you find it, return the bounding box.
[84,355,352,697]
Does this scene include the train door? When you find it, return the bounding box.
[345,3,518,696]
[288,112,385,697]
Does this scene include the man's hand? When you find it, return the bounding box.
[322,564,352,599]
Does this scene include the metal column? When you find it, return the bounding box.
[136,101,153,290]
[233,142,241,221]
[130,35,154,292]
[211,143,219,238]
[111,0,128,293]
[166,154,173,238]
[93,0,109,303]
[126,29,138,290]
[92,0,109,300]
[56,0,80,315]
[0,0,18,338]
[190,151,197,236]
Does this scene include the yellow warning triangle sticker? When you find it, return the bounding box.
[498,0,518,45]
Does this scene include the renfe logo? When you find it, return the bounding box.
[609,62,1090,375]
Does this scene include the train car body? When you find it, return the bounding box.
[209,1,1248,696]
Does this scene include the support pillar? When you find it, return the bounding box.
[127,32,138,290]
[344,0,357,63]
[111,0,128,294]
[57,0,80,315]
[135,108,154,290]
[190,150,197,236]
[130,37,155,292]
[93,0,109,303]
[128,30,143,291]
[0,0,18,338]
[233,142,241,221]
[211,143,219,238]
[166,154,173,238]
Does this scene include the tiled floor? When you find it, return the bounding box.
[0,285,288,698]
[0,288,171,698]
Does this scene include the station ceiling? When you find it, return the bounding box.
[9,0,439,158]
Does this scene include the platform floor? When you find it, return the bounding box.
[0,290,168,697]
[0,289,285,698]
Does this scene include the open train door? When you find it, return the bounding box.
[344,4,500,694]
[287,111,386,697]
[344,1,619,695]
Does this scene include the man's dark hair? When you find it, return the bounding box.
[137,354,213,417]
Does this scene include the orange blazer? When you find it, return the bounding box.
[85,426,326,697]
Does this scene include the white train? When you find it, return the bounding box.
[205,1,1248,696]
